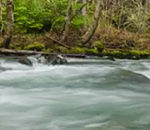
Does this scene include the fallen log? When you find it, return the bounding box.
[0,48,56,56]
[0,48,86,58]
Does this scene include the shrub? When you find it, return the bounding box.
[92,41,105,52]
[70,47,86,54]
[24,42,45,51]
[10,43,22,50]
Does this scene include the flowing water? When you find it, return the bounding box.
[0,57,150,130]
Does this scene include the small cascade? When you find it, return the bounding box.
[0,54,68,67]
[27,54,68,66]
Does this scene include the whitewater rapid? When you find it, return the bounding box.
[0,57,150,130]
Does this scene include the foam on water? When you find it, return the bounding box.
[0,57,150,130]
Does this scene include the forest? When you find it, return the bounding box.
[0,0,150,59]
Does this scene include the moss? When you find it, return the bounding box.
[66,47,99,55]
[24,42,45,51]
[57,46,70,54]
[92,41,105,52]
[103,49,150,59]
[129,50,150,59]
[69,47,86,54]
[103,50,126,59]
[84,48,99,55]
[10,43,22,50]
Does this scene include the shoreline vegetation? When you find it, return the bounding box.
[1,48,150,60]
[0,0,150,60]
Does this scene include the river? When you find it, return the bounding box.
[0,57,150,130]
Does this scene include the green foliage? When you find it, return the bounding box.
[9,0,93,33]
[57,46,69,54]
[71,16,87,29]
[1,0,150,34]
[14,0,52,33]
[1,0,150,55]
[69,47,99,55]
[70,47,86,54]
[12,0,71,33]
[50,16,65,31]
[84,48,99,55]
[24,42,45,51]
[103,50,150,59]
[92,41,105,52]
[129,50,150,59]
[10,43,23,50]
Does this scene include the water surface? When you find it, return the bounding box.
[0,57,150,130]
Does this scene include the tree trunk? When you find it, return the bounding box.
[142,0,146,6]
[76,0,87,15]
[82,0,87,15]
[2,0,14,49]
[76,0,87,32]
[77,0,87,15]
[62,0,73,42]
[81,0,101,44]
[0,0,3,34]
[82,0,87,32]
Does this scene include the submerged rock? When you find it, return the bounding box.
[0,66,12,72]
[107,56,116,61]
[0,56,33,66]
[107,69,150,84]
[0,66,7,72]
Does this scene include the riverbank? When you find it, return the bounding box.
[0,48,150,60]
[1,27,150,59]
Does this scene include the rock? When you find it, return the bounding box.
[38,56,47,64]
[18,57,33,66]
[107,56,116,61]
[46,54,67,65]
[0,66,12,72]
[1,55,67,66]
[0,66,7,72]
[26,54,67,65]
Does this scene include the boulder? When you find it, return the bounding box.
[17,57,33,66]
[46,54,67,65]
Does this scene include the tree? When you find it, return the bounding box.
[62,0,73,42]
[81,0,101,44]
[2,0,14,48]
[76,0,87,16]
[0,0,3,34]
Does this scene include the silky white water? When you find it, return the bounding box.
[0,57,150,130]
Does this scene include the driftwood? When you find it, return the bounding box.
[0,48,86,58]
